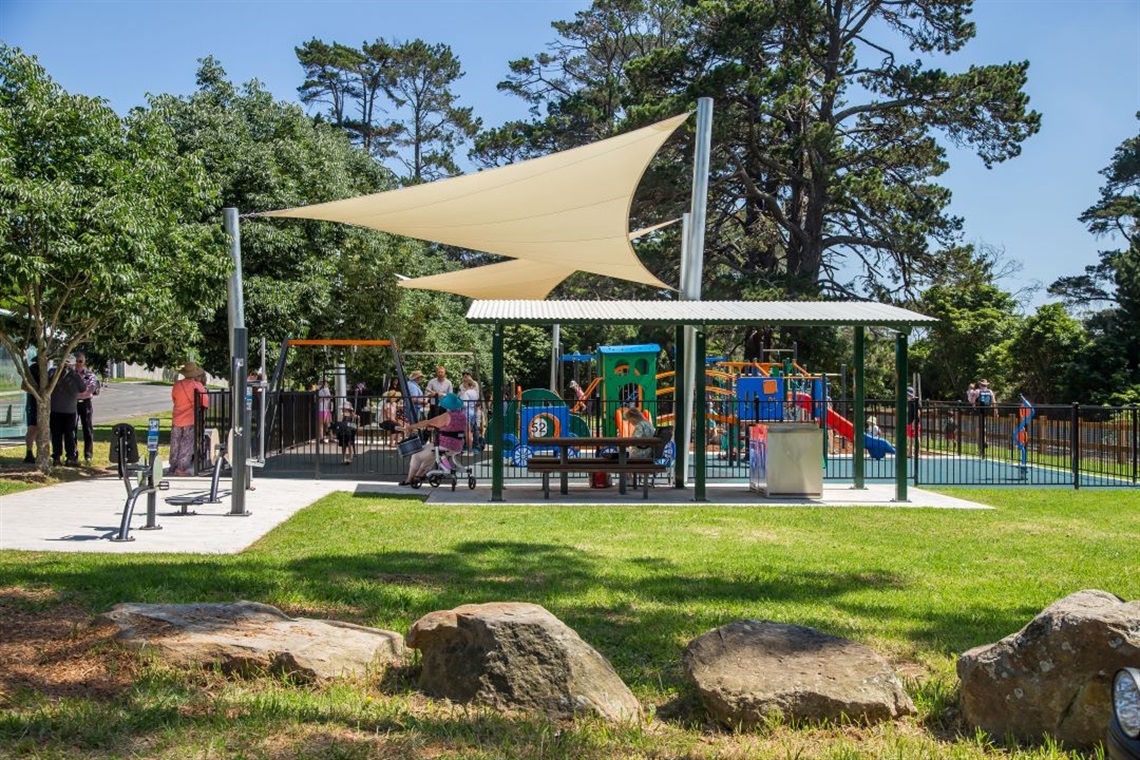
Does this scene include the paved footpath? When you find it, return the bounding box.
[0,476,990,555]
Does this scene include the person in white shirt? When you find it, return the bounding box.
[426,365,453,404]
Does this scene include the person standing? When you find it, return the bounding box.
[380,378,402,434]
[426,365,453,417]
[22,359,41,464]
[73,352,100,465]
[406,370,427,420]
[316,379,332,442]
[334,400,358,465]
[49,355,86,466]
[975,379,997,416]
[170,361,209,476]
[458,371,482,451]
[906,386,921,439]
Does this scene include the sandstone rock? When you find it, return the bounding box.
[406,602,642,722]
[957,589,1140,749]
[99,600,406,680]
[683,619,915,728]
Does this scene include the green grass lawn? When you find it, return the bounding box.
[0,410,174,497]
[1,487,1136,758]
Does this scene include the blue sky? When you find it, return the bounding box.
[2,0,1138,308]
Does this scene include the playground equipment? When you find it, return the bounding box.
[1012,395,1035,476]
[502,343,674,470]
[598,344,659,434]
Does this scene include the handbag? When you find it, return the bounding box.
[398,435,425,457]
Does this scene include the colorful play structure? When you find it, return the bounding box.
[1012,394,1035,475]
[500,343,898,465]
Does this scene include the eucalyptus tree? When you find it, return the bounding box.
[0,46,227,471]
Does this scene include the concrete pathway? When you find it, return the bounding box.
[0,474,991,555]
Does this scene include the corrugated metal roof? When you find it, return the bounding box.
[466,300,936,327]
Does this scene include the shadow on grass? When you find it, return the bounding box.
[1,682,633,759]
[0,534,1036,685]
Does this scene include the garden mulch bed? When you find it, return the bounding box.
[0,587,139,704]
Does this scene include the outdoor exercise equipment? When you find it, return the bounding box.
[163,429,233,515]
[109,420,169,542]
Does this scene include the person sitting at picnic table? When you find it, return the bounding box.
[625,407,657,459]
[398,392,468,486]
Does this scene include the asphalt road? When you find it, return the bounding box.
[91,382,172,422]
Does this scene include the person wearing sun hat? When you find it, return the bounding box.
[169,361,209,476]
[398,392,469,485]
[406,369,426,418]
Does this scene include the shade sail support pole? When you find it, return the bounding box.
[679,98,713,491]
[224,208,249,514]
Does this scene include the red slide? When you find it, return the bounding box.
[794,392,894,458]
[794,392,854,437]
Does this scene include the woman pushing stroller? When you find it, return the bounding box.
[399,392,469,486]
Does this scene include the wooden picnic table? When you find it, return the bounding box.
[528,436,664,498]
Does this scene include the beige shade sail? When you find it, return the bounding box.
[262,113,691,290]
[396,216,683,299]
[398,260,576,300]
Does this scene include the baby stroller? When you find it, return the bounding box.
[406,428,477,491]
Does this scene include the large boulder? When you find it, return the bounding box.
[405,602,642,722]
[957,589,1140,749]
[99,601,406,680]
[683,619,915,728]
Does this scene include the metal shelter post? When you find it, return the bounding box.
[673,323,686,488]
[223,208,250,516]
[550,323,560,393]
[853,326,865,488]
[894,330,909,502]
[491,323,504,502]
[694,328,707,501]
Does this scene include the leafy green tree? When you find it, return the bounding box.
[149,58,481,379]
[0,46,226,471]
[1006,303,1087,403]
[910,266,1020,402]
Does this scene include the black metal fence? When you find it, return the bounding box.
[198,389,1140,489]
